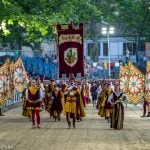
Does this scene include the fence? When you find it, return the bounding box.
[1,90,22,113]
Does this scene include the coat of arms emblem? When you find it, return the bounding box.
[64,48,78,67]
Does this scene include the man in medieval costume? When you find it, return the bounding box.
[80,81,90,107]
[141,96,150,117]
[64,84,80,129]
[22,81,32,120]
[75,84,86,122]
[44,79,55,119]
[26,79,43,128]
[90,81,98,107]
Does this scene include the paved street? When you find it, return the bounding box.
[0,104,150,150]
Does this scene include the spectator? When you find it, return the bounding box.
[44,54,49,64]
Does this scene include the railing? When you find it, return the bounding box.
[1,90,22,112]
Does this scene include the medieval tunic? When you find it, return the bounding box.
[26,86,42,110]
[64,93,77,114]
[98,89,107,117]
[104,89,113,118]
[44,84,53,112]
[76,88,86,120]
[108,92,126,130]
[51,89,63,116]
[80,88,86,107]
[22,87,32,118]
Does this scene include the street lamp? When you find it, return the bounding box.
[102,26,114,79]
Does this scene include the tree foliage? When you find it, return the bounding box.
[0,0,149,52]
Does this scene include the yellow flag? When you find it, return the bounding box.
[119,65,129,93]
[14,58,29,93]
[0,62,9,105]
[127,61,145,104]
[144,61,150,102]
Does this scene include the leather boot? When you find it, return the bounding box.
[147,112,150,117]
[141,113,146,117]
[73,121,75,129]
[68,122,71,129]
[0,108,4,116]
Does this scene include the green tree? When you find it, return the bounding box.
[0,0,149,55]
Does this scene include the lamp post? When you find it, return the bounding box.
[102,26,114,79]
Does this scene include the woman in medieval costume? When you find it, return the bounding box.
[107,84,127,130]
[98,83,108,117]
[26,79,43,128]
[104,83,113,123]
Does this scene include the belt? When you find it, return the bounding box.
[28,99,41,103]
[66,97,76,101]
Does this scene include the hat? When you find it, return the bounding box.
[72,86,77,90]
[50,79,55,82]
[68,86,73,90]
[31,79,36,83]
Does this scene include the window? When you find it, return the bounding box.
[98,43,100,56]
[88,42,101,57]
[123,43,126,55]
[103,43,108,56]
[133,43,136,55]
[87,43,94,56]
[123,42,137,55]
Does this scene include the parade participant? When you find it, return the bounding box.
[44,79,55,119]
[148,104,150,117]
[50,84,63,121]
[81,86,86,107]
[43,80,51,109]
[75,85,86,122]
[36,79,45,110]
[90,81,98,107]
[96,84,102,109]
[81,81,90,106]
[26,79,43,129]
[110,82,114,92]
[64,84,79,129]
[107,84,127,130]
[141,96,150,117]
[104,83,113,123]
[0,107,4,116]
[22,82,32,120]
[98,83,108,117]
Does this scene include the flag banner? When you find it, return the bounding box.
[14,58,28,93]
[8,62,15,99]
[0,64,9,105]
[144,61,150,102]
[127,61,145,104]
[119,65,129,93]
[57,23,84,78]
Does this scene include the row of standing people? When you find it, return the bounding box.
[90,80,127,130]
[22,79,89,129]
[97,82,127,130]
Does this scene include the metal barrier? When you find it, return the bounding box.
[1,90,22,112]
